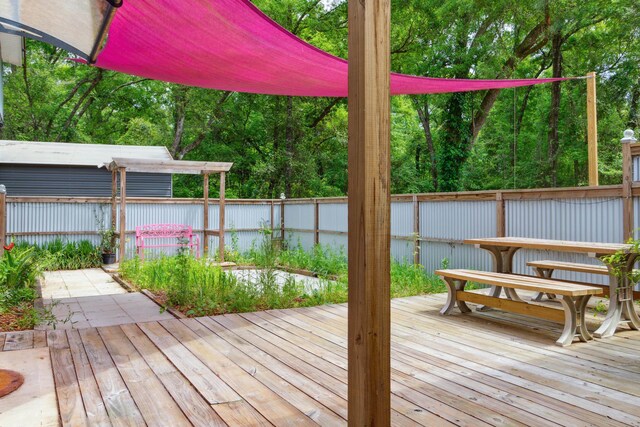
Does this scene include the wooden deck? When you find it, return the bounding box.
[2,293,640,426]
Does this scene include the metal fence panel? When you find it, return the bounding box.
[391,202,413,236]
[506,198,622,242]
[284,230,315,252]
[420,201,496,241]
[419,240,492,273]
[318,203,347,232]
[285,203,314,230]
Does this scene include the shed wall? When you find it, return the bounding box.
[0,165,171,197]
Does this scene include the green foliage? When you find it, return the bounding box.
[3,1,639,196]
[279,242,347,277]
[0,246,42,289]
[601,237,640,284]
[120,254,348,316]
[121,230,444,316]
[14,240,102,271]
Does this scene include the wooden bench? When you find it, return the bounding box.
[436,269,603,346]
[135,224,200,260]
[527,260,640,301]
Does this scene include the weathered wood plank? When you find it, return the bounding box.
[136,321,241,405]
[47,330,88,426]
[66,330,112,427]
[159,318,314,427]
[98,326,191,427]
[119,323,226,427]
[0,347,59,427]
[78,328,145,427]
[181,317,346,426]
[3,330,34,351]
[33,330,47,348]
[211,401,271,427]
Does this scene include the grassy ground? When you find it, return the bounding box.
[120,233,446,317]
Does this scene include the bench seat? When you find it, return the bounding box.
[435,269,602,346]
[527,260,608,275]
[527,260,640,301]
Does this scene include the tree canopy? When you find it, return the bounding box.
[1,0,638,197]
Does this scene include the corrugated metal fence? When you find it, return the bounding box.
[4,185,636,284]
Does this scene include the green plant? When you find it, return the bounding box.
[601,237,640,291]
[98,227,118,254]
[0,246,42,289]
[95,209,118,255]
[14,240,101,270]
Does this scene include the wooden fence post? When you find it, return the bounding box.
[218,172,226,262]
[111,170,117,232]
[413,195,420,265]
[0,185,6,257]
[587,72,599,186]
[314,199,319,246]
[347,0,391,424]
[496,192,505,238]
[118,168,127,262]
[622,129,637,241]
[280,197,285,242]
[203,173,209,257]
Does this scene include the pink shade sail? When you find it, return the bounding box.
[94,0,565,97]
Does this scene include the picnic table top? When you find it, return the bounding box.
[463,237,631,255]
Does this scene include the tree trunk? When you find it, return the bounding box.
[547,31,563,187]
[284,96,294,197]
[439,92,470,192]
[414,97,438,191]
[628,78,640,130]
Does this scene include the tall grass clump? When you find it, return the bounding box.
[15,239,101,270]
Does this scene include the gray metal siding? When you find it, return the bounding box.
[0,165,171,197]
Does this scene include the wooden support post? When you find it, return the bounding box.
[313,199,319,246]
[347,0,391,424]
[111,169,117,232]
[203,173,209,257]
[270,200,275,236]
[496,192,506,238]
[413,195,420,265]
[118,168,126,262]
[587,72,599,186]
[622,130,637,241]
[218,172,225,262]
[0,187,6,257]
[280,199,285,241]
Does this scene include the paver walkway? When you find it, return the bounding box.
[39,269,174,330]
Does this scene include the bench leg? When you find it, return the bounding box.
[576,295,593,342]
[440,278,471,315]
[532,268,557,302]
[556,295,593,346]
[556,296,578,346]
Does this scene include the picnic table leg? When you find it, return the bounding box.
[440,278,471,315]
[557,295,592,346]
[594,253,638,338]
[477,245,522,311]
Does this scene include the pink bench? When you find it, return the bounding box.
[135,224,200,260]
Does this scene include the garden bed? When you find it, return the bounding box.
[119,240,446,318]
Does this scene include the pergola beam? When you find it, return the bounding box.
[107,158,233,175]
[347,0,391,424]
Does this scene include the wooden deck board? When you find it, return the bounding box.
[5,293,640,426]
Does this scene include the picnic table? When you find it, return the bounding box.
[464,237,639,338]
